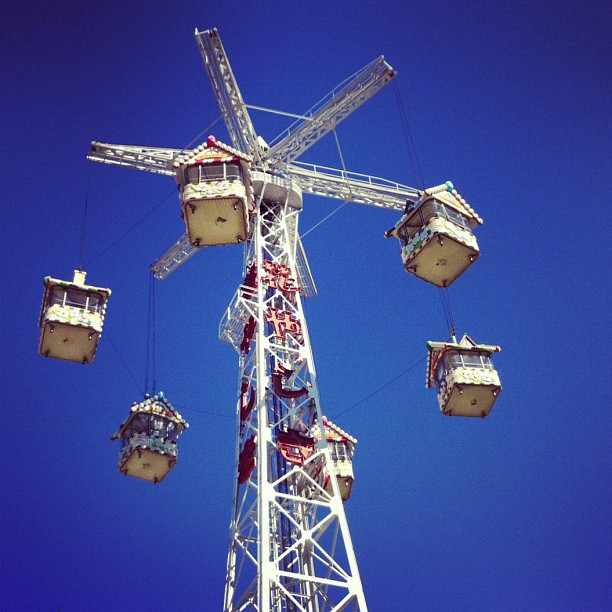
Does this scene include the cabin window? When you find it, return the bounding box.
[397,212,423,246]
[444,205,470,229]
[444,351,463,370]
[330,441,350,462]
[422,198,470,230]
[398,198,471,246]
[166,421,178,442]
[200,164,225,181]
[478,354,494,370]
[185,165,200,184]
[462,353,484,368]
[184,161,244,185]
[48,287,104,313]
[444,350,493,371]
[120,414,179,445]
[434,358,447,386]
[224,162,243,180]
[151,417,167,438]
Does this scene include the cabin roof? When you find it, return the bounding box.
[172,135,252,168]
[426,334,501,388]
[43,276,112,296]
[425,183,483,226]
[387,181,483,238]
[311,417,357,445]
[111,393,189,439]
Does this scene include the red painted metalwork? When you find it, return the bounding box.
[238,436,257,484]
[272,364,308,399]
[277,429,316,466]
[264,307,303,342]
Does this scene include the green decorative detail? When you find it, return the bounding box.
[44,305,104,332]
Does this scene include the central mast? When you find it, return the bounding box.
[85,26,438,611]
[221,173,365,610]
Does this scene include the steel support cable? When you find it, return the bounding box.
[151,276,157,392]
[106,331,144,396]
[183,114,223,150]
[107,324,235,418]
[299,129,352,240]
[173,404,233,419]
[331,356,427,420]
[392,81,425,191]
[438,287,456,340]
[393,83,457,339]
[84,117,223,268]
[144,271,157,395]
[84,188,176,268]
[78,163,92,270]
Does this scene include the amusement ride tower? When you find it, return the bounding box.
[47,27,501,611]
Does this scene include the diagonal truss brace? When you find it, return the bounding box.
[265,56,396,168]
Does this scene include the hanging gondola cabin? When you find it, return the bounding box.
[427,334,502,418]
[311,417,357,502]
[385,182,482,287]
[111,393,189,484]
[38,270,111,364]
[173,135,254,247]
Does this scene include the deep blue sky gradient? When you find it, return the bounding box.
[1,1,611,611]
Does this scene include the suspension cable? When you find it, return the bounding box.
[84,118,223,268]
[300,129,352,240]
[438,287,456,340]
[144,271,157,395]
[77,164,92,270]
[107,332,144,396]
[393,81,425,190]
[331,356,427,419]
[300,202,348,239]
[183,115,223,150]
[84,188,176,268]
[394,81,458,340]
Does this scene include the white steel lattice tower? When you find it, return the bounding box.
[219,176,365,609]
[88,27,425,611]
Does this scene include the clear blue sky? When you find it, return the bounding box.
[2,1,611,610]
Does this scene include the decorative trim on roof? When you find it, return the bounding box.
[311,416,357,445]
[172,135,252,169]
[422,182,483,225]
[111,392,189,439]
[386,181,483,238]
[426,334,501,388]
[43,276,112,296]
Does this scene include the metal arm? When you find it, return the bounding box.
[87,142,181,176]
[286,161,420,211]
[150,233,199,280]
[195,28,262,162]
[151,231,317,296]
[265,56,396,168]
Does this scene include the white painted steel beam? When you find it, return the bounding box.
[287,162,420,211]
[195,28,262,163]
[149,233,199,280]
[265,57,396,167]
[87,142,180,176]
